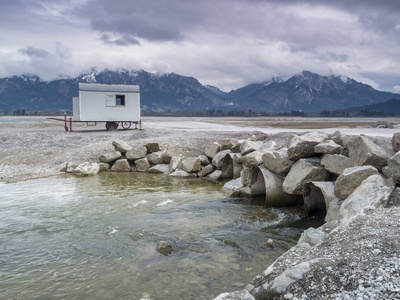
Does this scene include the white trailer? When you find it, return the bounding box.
[51,82,141,131]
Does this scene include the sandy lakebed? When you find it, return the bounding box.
[1,116,400,299]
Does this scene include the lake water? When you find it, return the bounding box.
[0,173,323,299]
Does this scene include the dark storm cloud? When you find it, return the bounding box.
[100,33,140,46]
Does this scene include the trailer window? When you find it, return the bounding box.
[116,95,125,106]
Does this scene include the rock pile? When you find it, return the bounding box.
[61,131,400,299]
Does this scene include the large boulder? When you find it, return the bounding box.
[208,170,222,180]
[204,143,221,158]
[392,133,400,151]
[212,150,231,169]
[282,158,328,195]
[74,162,100,176]
[162,145,183,163]
[347,135,394,171]
[148,164,170,173]
[262,148,294,175]
[99,150,122,163]
[126,145,148,161]
[197,164,214,177]
[240,140,263,155]
[181,157,202,173]
[241,151,263,169]
[339,175,395,223]
[314,140,343,155]
[111,159,131,172]
[66,161,80,173]
[334,165,379,199]
[287,132,329,160]
[145,142,160,153]
[222,177,243,193]
[135,158,151,172]
[169,156,181,173]
[220,138,239,151]
[297,227,326,247]
[112,140,132,154]
[320,154,353,176]
[221,153,243,179]
[386,151,400,181]
[147,151,165,165]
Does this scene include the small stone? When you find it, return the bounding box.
[156,241,174,256]
[284,293,293,299]
[372,249,382,255]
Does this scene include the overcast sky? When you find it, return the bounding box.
[1,0,399,92]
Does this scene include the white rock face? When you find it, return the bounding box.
[147,150,165,165]
[334,165,379,199]
[197,164,214,177]
[169,156,181,173]
[162,145,183,163]
[282,158,328,195]
[240,140,263,155]
[208,170,222,180]
[297,227,326,246]
[148,164,170,173]
[241,151,263,168]
[169,169,197,177]
[339,174,395,223]
[204,143,221,158]
[262,148,294,174]
[212,150,231,169]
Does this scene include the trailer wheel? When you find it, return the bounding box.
[121,122,131,129]
[106,122,118,131]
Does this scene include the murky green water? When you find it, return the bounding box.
[0,173,323,299]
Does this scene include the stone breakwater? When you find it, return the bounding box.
[61,131,400,300]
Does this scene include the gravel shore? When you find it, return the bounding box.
[1,116,399,300]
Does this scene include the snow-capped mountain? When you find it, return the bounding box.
[0,69,398,113]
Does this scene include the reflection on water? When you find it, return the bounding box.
[0,173,323,299]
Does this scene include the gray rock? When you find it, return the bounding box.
[212,150,231,169]
[74,162,100,175]
[156,241,174,256]
[169,156,181,173]
[147,150,165,165]
[169,169,197,177]
[387,187,400,207]
[181,157,202,173]
[148,164,170,173]
[99,150,122,163]
[208,170,222,180]
[204,143,221,158]
[321,154,353,176]
[66,161,80,173]
[339,174,395,222]
[334,165,379,199]
[98,162,110,172]
[241,167,253,187]
[112,140,132,154]
[298,227,326,246]
[135,158,150,172]
[392,132,400,151]
[287,132,329,160]
[241,151,263,169]
[197,164,214,177]
[145,142,160,153]
[282,158,328,195]
[162,145,183,163]
[220,138,239,151]
[198,154,210,165]
[347,135,394,171]
[111,159,131,172]
[262,148,294,174]
[314,140,343,155]
[126,145,147,161]
[258,141,278,153]
[240,140,263,155]
[387,151,400,181]
[214,289,255,300]
[223,177,243,193]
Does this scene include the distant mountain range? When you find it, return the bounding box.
[341,98,400,115]
[0,69,399,113]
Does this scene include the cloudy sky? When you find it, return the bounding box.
[1,0,399,92]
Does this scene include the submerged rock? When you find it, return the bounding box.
[156,241,174,256]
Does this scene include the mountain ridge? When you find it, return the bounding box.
[0,69,399,113]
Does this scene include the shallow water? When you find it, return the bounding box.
[0,173,323,299]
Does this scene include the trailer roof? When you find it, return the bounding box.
[79,82,140,93]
